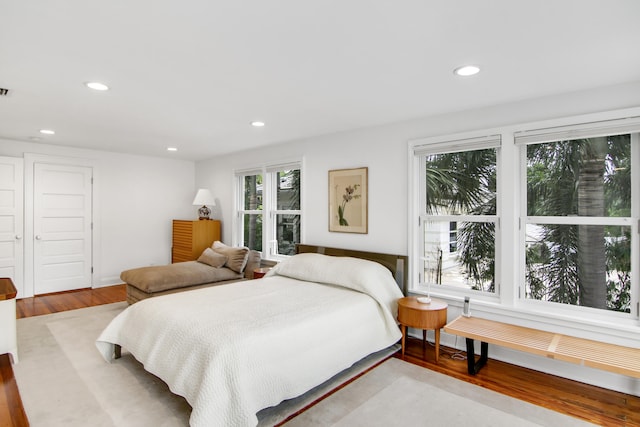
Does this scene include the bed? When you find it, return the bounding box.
[96,245,407,427]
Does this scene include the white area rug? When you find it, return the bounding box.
[13,303,593,426]
[288,358,593,426]
[13,302,393,426]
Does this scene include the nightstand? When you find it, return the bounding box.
[253,267,271,279]
[397,296,448,362]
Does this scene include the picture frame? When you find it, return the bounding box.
[328,167,368,233]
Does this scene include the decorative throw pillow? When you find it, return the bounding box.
[211,241,250,273]
[197,248,228,268]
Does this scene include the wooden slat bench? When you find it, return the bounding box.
[444,315,640,378]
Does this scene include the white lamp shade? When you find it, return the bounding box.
[192,189,216,206]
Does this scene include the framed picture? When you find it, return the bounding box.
[328,167,368,233]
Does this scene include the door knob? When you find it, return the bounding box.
[15,235,22,240]
[35,235,42,240]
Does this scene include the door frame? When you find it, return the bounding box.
[0,156,24,297]
[23,154,101,298]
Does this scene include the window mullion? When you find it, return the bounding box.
[526,216,633,226]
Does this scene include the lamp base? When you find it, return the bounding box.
[197,205,211,220]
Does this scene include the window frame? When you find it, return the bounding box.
[408,111,640,333]
[234,161,303,261]
[266,163,302,260]
[515,123,640,323]
[410,134,502,303]
[235,168,264,254]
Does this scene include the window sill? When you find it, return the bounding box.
[409,290,640,347]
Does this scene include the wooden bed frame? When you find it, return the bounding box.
[296,244,408,296]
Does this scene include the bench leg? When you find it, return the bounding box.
[401,325,407,357]
[465,338,488,375]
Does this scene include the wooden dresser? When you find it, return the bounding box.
[172,219,221,263]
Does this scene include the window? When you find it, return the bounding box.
[270,166,301,256]
[517,123,639,315]
[414,135,500,297]
[238,171,263,251]
[235,162,302,259]
[449,222,458,253]
[410,115,640,328]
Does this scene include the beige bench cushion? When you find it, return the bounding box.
[121,261,242,293]
[126,278,247,304]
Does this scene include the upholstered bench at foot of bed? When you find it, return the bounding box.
[123,249,261,304]
[126,277,248,304]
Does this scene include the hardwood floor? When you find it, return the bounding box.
[396,337,640,426]
[2,285,639,426]
[0,353,28,427]
[15,285,126,319]
[1,285,126,427]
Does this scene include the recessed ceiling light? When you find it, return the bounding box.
[85,81,109,91]
[167,147,178,152]
[453,65,480,77]
[39,129,55,135]
[251,121,265,127]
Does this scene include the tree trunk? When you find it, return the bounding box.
[577,137,607,309]
[248,176,258,250]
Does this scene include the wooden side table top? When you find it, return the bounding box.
[398,296,447,312]
[397,296,448,329]
[253,268,271,279]
[0,278,17,301]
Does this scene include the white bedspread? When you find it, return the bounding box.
[96,253,403,427]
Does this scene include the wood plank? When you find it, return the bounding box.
[444,315,640,379]
[0,353,29,427]
[16,285,126,319]
[444,315,555,356]
[555,335,640,378]
[399,336,640,426]
[0,279,17,301]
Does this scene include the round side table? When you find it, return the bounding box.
[253,267,271,279]
[397,296,448,363]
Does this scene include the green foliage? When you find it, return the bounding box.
[338,205,347,226]
[426,134,632,312]
[524,136,631,311]
[337,184,361,226]
[425,148,496,290]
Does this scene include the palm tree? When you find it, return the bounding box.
[276,169,300,255]
[425,135,631,312]
[244,175,262,251]
[425,149,496,291]
[525,135,630,311]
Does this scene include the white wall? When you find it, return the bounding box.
[196,80,640,254]
[0,139,196,290]
[195,80,640,396]
[195,130,409,253]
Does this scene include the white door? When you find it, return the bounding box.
[0,157,24,297]
[33,163,92,294]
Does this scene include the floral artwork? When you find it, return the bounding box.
[338,184,361,225]
[329,167,368,233]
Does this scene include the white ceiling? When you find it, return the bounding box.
[1,1,639,161]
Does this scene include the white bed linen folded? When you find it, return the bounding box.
[97,254,403,427]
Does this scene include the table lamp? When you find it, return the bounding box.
[192,189,215,220]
